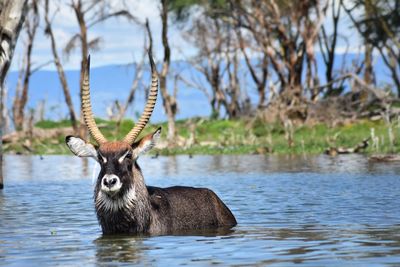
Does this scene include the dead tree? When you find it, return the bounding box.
[225,40,244,118]
[186,17,226,118]
[116,48,146,128]
[232,0,328,105]
[44,0,78,132]
[236,26,268,109]
[343,0,400,96]
[183,14,248,119]
[0,0,28,189]
[12,0,40,131]
[302,1,328,101]
[66,0,135,138]
[46,0,135,140]
[318,0,345,97]
[160,0,177,143]
[146,3,177,144]
[362,0,375,85]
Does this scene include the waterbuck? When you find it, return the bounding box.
[65,53,237,235]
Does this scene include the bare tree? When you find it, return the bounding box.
[318,0,345,97]
[302,1,329,101]
[235,24,268,109]
[183,13,249,119]
[225,36,246,118]
[44,0,78,132]
[12,0,40,131]
[43,0,136,136]
[362,0,375,85]
[186,17,226,118]
[160,0,178,143]
[232,0,328,105]
[116,48,146,128]
[69,0,136,138]
[146,3,177,144]
[0,0,28,188]
[344,0,400,95]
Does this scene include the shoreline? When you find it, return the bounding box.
[2,118,399,156]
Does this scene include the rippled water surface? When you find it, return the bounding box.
[1,154,400,266]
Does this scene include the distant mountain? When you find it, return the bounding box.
[5,62,212,123]
[4,53,392,123]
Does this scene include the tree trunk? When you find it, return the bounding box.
[0,0,28,189]
[44,0,78,133]
[363,1,375,85]
[72,0,89,139]
[116,53,145,128]
[364,44,374,84]
[160,0,177,144]
[13,0,39,131]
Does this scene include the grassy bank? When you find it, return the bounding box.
[4,117,400,155]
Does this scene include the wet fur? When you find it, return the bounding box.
[66,137,237,235]
[95,158,237,235]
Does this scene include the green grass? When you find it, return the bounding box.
[34,119,73,129]
[4,118,400,156]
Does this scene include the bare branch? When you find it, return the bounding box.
[87,36,102,52]
[87,10,138,29]
[44,0,78,132]
[63,33,81,58]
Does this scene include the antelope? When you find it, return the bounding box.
[65,53,237,235]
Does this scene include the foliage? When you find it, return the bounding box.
[168,0,228,21]
[35,120,75,129]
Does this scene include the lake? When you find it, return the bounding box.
[0,154,400,266]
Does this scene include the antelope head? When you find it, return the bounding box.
[65,52,160,198]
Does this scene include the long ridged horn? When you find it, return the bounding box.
[123,51,158,144]
[81,55,107,144]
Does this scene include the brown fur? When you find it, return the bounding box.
[66,132,237,235]
[98,141,131,154]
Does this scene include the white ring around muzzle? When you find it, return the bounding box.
[101,174,122,194]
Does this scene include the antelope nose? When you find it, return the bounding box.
[103,175,118,188]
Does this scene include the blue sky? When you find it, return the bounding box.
[12,0,194,71]
[11,0,364,72]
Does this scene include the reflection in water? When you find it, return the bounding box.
[93,228,235,265]
[94,236,144,264]
[164,227,235,237]
[1,154,400,266]
[82,157,90,177]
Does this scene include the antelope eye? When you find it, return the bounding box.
[125,153,132,160]
[118,151,132,163]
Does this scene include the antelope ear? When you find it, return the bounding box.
[132,127,161,158]
[65,136,98,160]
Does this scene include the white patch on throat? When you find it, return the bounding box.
[96,186,137,213]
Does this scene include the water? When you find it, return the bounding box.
[1,154,400,266]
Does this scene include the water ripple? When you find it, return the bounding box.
[0,154,400,266]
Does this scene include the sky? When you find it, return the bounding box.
[11,0,364,72]
[11,0,194,71]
